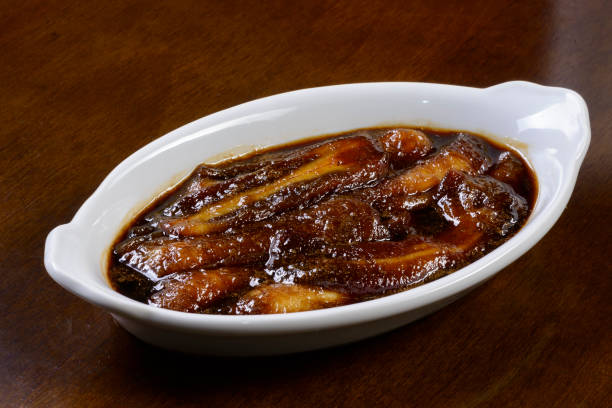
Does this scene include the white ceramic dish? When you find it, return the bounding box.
[44,81,590,356]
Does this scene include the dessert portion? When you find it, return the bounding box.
[108,127,535,314]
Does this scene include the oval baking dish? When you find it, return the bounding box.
[44,81,590,356]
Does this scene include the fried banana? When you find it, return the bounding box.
[117,197,388,278]
[160,136,389,236]
[368,133,493,205]
[229,283,350,314]
[270,168,527,296]
[379,128,434,168]
[148,268,251,313]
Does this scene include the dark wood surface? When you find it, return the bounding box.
[1,1,610,406]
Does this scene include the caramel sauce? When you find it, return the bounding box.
[108,127,536,314]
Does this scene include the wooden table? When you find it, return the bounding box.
[2,1,610,406]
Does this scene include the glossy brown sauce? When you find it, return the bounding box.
[108,127,536,314]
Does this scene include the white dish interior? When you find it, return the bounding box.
[44,81,590,355]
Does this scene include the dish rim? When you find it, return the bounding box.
[44,80,590,334]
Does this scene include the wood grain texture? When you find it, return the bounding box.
[1,0,610,406]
